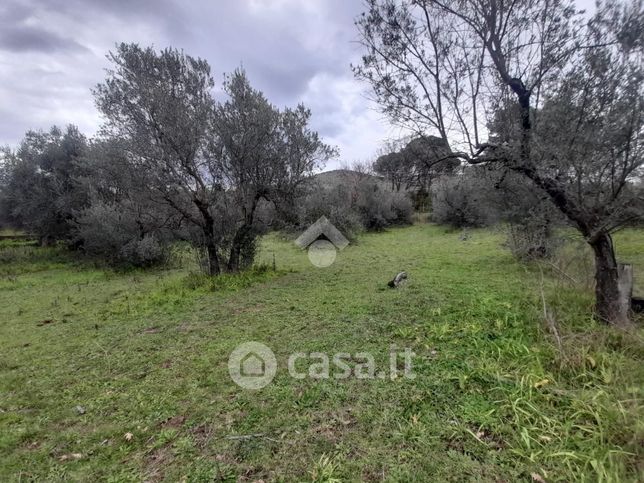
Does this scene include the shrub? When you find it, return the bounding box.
[431,174,496,228]
[356,183,393,231]
[298,177,413,237]
[119,234,165,267]
[390,192,414,224]
[299,185,364,239]
[75,202,168,267]
[505,212,560,261]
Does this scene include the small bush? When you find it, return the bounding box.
[356,182,394,231]
[119,234,165,267]
[75,202,168,267]
[299,178,413,236]
[505,218,559,261]
[299,185,364,239]
[390,192,414,224]
[431,174,495,228]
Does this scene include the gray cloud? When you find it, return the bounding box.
[0,0,392,167]
[0,24,87,53]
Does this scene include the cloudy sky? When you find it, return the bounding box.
[0,0,598,170]
[0,0,411,169]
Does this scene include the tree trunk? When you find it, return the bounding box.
[227,231,243,273]
[192,197,221,276]
[227,224,252,273]
[227,196,260,273]
[590,233,630,326]
[618,263,634,318]
[205,242,221,276]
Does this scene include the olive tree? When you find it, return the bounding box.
[0,147,16,229]
[94,44,226,274]
[0,125,87,245]
[355,0,643,325]
[213,70,335,272]
[94,45,335,274]
[74,138,182,266]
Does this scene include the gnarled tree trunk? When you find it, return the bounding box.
[194,199,221,276]
[227,196,260,273]
[510,87,629,326]
[205,242,221,276]
[590,233,630,326]
[227,224,252,273]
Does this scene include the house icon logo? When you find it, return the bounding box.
[228,342,277,389]
[240,352,265,377]
[295,216,349,267]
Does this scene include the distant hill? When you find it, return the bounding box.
[311,169,393,191]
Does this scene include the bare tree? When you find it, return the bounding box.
[355,0,643,325]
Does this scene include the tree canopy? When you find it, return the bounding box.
[355,0,643,324]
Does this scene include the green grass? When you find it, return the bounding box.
[0,225,642,482]
[0,227,26,237]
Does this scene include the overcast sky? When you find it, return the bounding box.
[0,0,410,170]
[0,0,596,170]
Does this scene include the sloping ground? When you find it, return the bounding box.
[0,225,642,481]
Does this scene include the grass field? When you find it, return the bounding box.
[0,228,25,236]
[0,225,642,481]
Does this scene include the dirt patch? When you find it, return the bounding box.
[362,465,389,481]
[144,446,174,483]
[160,415,186,429]
[189,424,214,449]
[310,409,357,443]
[467,426,506,450]
[24,440,41,451]
[237,465,271,482]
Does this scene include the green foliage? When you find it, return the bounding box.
[373,135,458,199]
[183,264,280,292]
[431,169,498,228]
[0,125,87,243]
[76,202,169,268]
